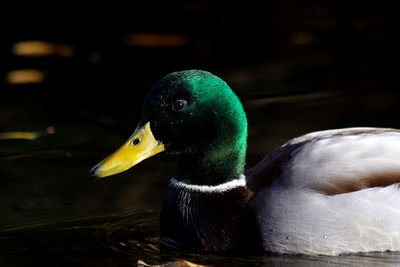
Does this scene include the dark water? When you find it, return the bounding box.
[2,90,400,266]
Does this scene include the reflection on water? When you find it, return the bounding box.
[6,69,46,84]
[124,33,190,47]
[2,204,400,266]
[0,207,160,266]
[0,126,55,140]
[12,41,75,58]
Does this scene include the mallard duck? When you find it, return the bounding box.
[90,70,400,255]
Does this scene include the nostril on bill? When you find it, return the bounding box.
[132,138,141,145]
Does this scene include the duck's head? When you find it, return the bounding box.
[90,70,247,185]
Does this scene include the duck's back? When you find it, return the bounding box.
[246,127,400,255]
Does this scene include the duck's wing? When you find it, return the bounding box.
[246,127,400,195]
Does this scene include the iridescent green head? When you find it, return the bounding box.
[90,70,248,186]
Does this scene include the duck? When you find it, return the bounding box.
[90,70,400,256]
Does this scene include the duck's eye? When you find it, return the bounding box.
[172,99,187,111]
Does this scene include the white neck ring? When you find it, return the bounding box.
[169,174,246,193]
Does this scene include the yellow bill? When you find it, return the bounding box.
[90,122,165,179]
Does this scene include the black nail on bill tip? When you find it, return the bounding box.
[89,166,99,179]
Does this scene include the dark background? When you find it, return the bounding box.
[1,1,397,131]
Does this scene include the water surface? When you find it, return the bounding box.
[2,88,400,266]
